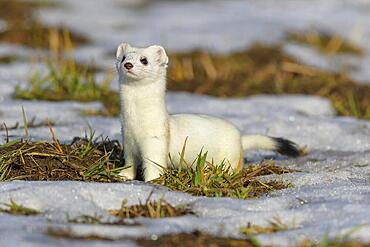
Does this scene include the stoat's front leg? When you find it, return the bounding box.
[119,143,137,180]
[141,136,168,182]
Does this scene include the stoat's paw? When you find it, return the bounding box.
[143,170,162,182]
[119,168,135,181]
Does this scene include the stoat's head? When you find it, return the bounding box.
[115,43,168,84]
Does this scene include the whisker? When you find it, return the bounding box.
[138,67,181,84]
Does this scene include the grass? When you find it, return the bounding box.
[152,146,295,199]
[0,114,294,200]
[286,30,364,55]
[45,228,114,241]
[136,231,257,247]
[14,55,114,102]
[240,217,296,235]
[0,134,295,199]
[79,41,370,120]
[45,229,258,246]
[0,199,41,216]
[3,2,370,121]
[0,129,124,182]
[300,237,370,247]
[109,198,192,219]
[66,214,140,226]
[0,55,18,64]
[11,34,370,120]
[44,227,370,247]
[0,0,88,49]
[167,44,370,120]
[0,117,54,132]
[13,27,117,116]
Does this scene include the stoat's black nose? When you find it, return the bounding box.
[124,62,133,70]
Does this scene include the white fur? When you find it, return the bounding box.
[241,135,276,151]
[116,43,289,182]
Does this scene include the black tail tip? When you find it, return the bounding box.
[273,137,302,157]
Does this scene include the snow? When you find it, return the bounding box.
[0,0,370,246]
[1,89,370,246]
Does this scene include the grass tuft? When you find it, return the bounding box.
[168,44,370,120]
[0,0,88,48]
[0,133,124,182]
[14,51,114,104]
[0,199,41,216]
[45,227,113,241]
[13,28,116,115]
[240,217,295,235]
[45,229,259,246]
[152,149,295,199]
[286,30,364,55]
[109,198,192,219]
[66,214,140,226]
[0,117,55,131]
[0,55,18,64]
[136,231,257,247]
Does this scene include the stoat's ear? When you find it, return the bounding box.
[116,42,130,60]
[148,45,168,67]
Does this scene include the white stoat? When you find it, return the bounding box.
[115,43,301,182]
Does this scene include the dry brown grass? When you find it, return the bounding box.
[0,136,123,182]
[109,198,192,219]
[45,228,114,241]
[240,217,295,235]
[136,231,256,247]
[0,55,18,64]
[287,30,364,55]
[0,0,88,49]
[168,44,370,119]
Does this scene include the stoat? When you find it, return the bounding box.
[115,43,301,182]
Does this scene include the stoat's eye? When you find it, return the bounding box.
[140,57,148,65]
[121,56,126,63]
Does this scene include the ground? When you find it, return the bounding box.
[0,0,370,246]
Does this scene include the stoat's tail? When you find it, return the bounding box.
[241,135,301,157]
